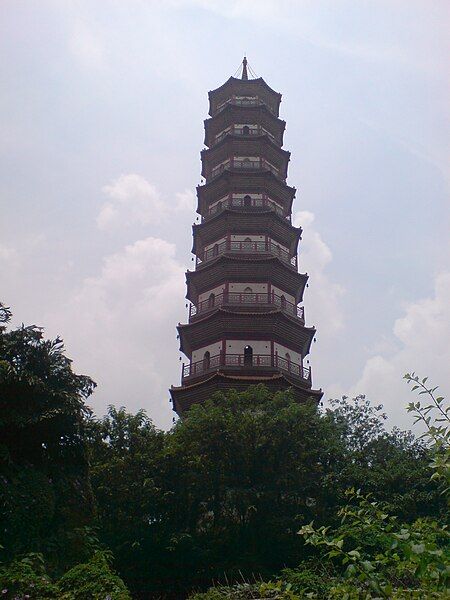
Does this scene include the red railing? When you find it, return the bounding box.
[189,292,304,320]
[206,195,286,219]
[198,240,297,268]
[182,352,310,382]
[210,158,280,179]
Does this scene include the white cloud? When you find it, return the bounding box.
[97,175,194,231]
[175,189,197,212]
[0,244,19,264]
[346,272,450,428]
[49,236,187,429]
[293,210,345,335]
[69,19,106,69]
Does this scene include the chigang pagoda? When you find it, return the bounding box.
[170,58,323,415]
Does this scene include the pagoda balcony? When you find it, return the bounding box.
[215,126,276,145]
[197,239,297,268]
[204,195,288,221]
[210,158,281,180]
[215,96,276,115]
[182,352,311,383]
[189,291,305,321]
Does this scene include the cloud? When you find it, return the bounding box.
[346,271,450,427]
[0,244,19,265]
[69,19,106,69]
[97,174,195,231]
[50,236,187,428]
[293,210,345,335]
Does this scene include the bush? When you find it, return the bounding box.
[281,560,333,598]
[0,553,58,599]
[57,552,131,600]
[190,581,302,599]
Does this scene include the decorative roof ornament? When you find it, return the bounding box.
[242,56,248,80]
[232,56,258,80]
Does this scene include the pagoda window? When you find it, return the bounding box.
[213,243,219,256]
[208,293,215,307]
[244,194,252,207]
[281,294,287,308]
[203,351,211,370]
[243,125,250,135]
[244,345,253,366]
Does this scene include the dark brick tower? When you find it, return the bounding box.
[170,59,322,415]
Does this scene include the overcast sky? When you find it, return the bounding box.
[1,0,449,429]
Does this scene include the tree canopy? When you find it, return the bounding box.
[0,303,446,599]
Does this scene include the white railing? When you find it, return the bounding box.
[206,195,286,219]
[182,352,310,382]
[198,239,297,268]
[210,158,280,179]
[189,292,304,320]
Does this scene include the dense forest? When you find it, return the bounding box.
[0,302,448,599]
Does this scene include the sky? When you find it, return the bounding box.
[1,0,449,430]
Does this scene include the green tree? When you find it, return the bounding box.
[0,302,96,571]
[87,406,166,593]
[297,376,449,598]
[322,396,440,519]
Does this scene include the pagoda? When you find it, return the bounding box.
[170,58,323,415]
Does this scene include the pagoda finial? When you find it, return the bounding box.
[241,56,248,80]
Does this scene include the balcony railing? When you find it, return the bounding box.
[210,158,280,180]
[189,291,304,320]
[206,196,287,220]
[215,127,276,145]
[198,239,297,268]
[182,352,310,382]
[215,97,276,115]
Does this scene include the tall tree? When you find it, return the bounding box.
[0,303,96,571]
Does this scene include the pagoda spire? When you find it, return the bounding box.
[241,56,248,80]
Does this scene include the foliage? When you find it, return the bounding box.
[57,551,131,600]
[280,561,334,598]
[0,552,131,600]
[405,373,450,496]
[89,386,343,592]
[0,553,58,599]
[299,491,449,598]
[1,302,447,598]
[189,580,302,599]
[298,377,449,599]
[87,383,442,595]
[0,303,96,571]
[321,396,439,519]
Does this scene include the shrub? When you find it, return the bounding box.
[57,552,131,600]
[0,553,58,599]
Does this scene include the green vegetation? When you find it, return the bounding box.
[1,303,448,598]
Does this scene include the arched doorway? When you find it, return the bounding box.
[243,194,252,207]
[244,345,253,366]
[212,243,219,256]
[243,236,252,252]
[208,292,215,308]
[285,352,291,371]
[203,351,211,371]
[280,294,287,309]
[242,125,250,135]
[243,286,253,304]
